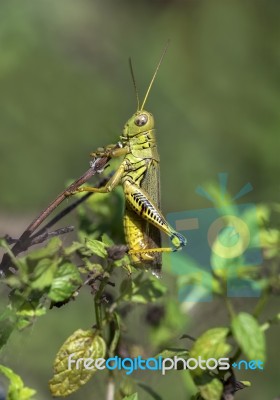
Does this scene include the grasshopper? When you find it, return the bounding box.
[67,48,187,274]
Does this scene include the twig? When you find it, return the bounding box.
[5,226,74,246]
[0,154,111,276]
[30,172,112,241]
[30,226,75,245]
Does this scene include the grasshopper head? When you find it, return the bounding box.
[125,43,168,139]
[123,110,154,137]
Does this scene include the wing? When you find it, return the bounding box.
[141,158,162,275]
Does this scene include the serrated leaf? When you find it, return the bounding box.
[30,258,57,290]
[0,364,36,400]
[122,393,138,400]
[83,260,104,273]
[48,262,82,302]
[231,312,266,361]
[190,327,231,376]
[49,329,106,397]
[85,239,108,258]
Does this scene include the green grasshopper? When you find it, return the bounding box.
[67,48,187,274]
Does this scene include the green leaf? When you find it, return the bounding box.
[49,329,106,397]
[122,277,167,304]
[122,393,138,400]
[83,260,104,274]
[119,377,135,397]
[240,381,251,387]
[231,312,266,361]
[174,253,222,301]
[210,225,244,281]
[85,238,108,258]
[16,319,33,331]
[48,262,82,302]
[155,348,189,359]
[190,327,231,376]
[197,377,223,400]
[101,233,114,246]
[26,237,62,261]
[16,306,46,318]
[64,241,83,256]
[0,310,17,349]
[30,258,57,290]
[0,364,36,400]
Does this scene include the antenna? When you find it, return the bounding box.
[140,40,170,111]
[129,57,140,111]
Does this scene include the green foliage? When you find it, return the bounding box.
[120,275,167,304]
[1,181,280,399]
[48,262,82,302]
[231,312,266,362]
[189,328,231,377]
[122,393,138,400]
[49,329,106,397]
[1,2,280,398]
[0,365,36,400]
[195,378,223,400]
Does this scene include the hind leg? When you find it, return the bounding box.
[123,180,187,254]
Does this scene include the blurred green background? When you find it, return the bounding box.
[0,0,279,399]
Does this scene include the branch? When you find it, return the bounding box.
[30,172,112,241]
[5,226,75,247]
[0,154,112,276]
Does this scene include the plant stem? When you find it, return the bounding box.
[261,312,280,332]
[94,263,114,331]
[106,375,115,400]
[224,296,235,319]
[253,289,269,319]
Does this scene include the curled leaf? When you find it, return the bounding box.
[49,329,106,397]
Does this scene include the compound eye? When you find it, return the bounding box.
[134,114,148,127]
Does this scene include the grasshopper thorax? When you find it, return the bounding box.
[123,110,154,138]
